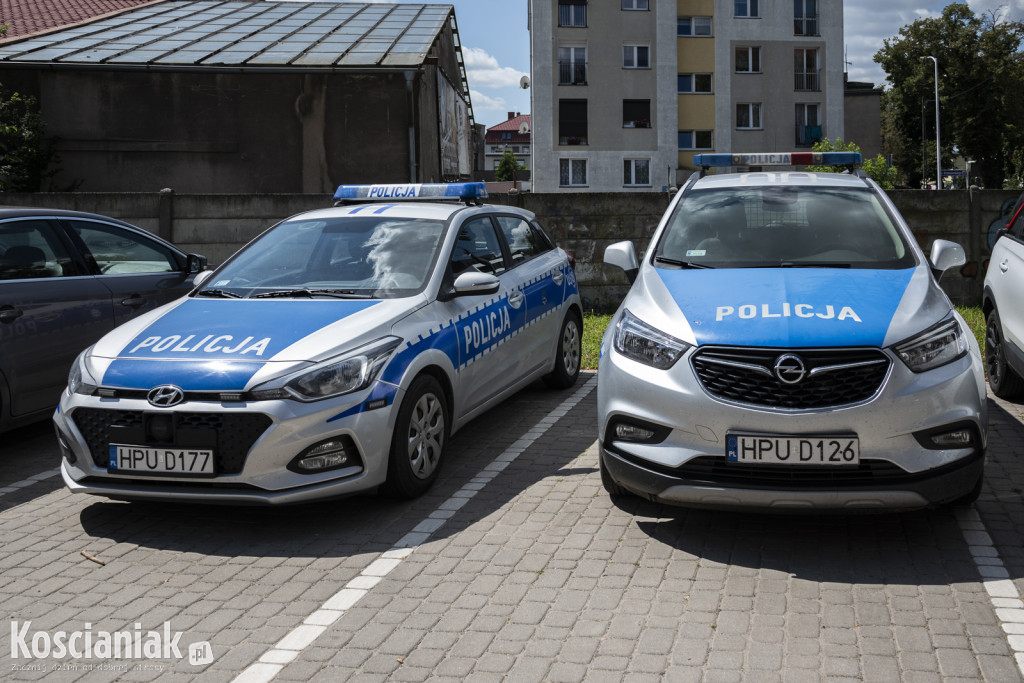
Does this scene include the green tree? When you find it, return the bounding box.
[874,3,1024,188]
[494,151,524,182]
[0,85,57,191]
[805,137,898,189]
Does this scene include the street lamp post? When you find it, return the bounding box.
[924,56,941,190]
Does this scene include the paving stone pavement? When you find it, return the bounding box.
[3,371,1024,682]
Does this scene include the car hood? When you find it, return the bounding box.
[632,265,950,349]
[90,297,418,391]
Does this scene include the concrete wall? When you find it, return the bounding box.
[2,189,1017,310]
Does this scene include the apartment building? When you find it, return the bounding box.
[529,0,844,191]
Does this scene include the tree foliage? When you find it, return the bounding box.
[874,3,1024,188]
[805,137,899,189]
[494,151,524,183]
[0,85,57,191]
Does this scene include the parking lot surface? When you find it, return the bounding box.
[4,372,1024,681]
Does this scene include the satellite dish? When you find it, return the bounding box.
[520,75,530,90]
[518,121,530,134]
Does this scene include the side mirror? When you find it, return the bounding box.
[604,241,639,284]
[191,270,214,287]
[187,253,208,274]
[929,239,966,276]
[452,271,500,297]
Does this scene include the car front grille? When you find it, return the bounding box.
[70,408,272,474]
[691,346,891,410]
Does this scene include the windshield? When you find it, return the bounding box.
[654,186,916,270]
[198,216,447,299]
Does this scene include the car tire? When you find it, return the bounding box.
[985,309,1024,399]
[599,452,630,497]
[381,375,448,499]
[543,310,582,389]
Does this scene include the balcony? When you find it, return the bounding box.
[794,15,818,36]
[794,70,820,91]
[558,61,587,85]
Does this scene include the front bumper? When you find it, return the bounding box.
[54,381,402,505]
[597,342,988,511]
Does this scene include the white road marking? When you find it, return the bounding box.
[233,376,598,683]
[0,468,60,498]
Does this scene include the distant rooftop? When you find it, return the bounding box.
[0,0,164,41]
[0,1,455,68]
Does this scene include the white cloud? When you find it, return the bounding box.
[469,90,508,111]
[462,46,527,89]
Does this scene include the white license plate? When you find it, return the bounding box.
[108,444,215,476]
[726,434,859,465]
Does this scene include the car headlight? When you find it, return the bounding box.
[613,309,690,369]
[67,347,99,396]
[250,336,402,402]
[893,317,967,373]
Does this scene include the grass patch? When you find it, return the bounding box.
[583,306,987,372]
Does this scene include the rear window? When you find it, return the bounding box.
[654,186,916,270]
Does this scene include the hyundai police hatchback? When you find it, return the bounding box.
[55,183,582,504]
[598,153,986,511]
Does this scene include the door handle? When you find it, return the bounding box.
[0,306,23,324]
[507,290,524,309]
[121,295,147,308]
[1001,259,1009,272]
[553,272,565,285]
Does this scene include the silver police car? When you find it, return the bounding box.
[598,153,986,511]
[55,183,582,504]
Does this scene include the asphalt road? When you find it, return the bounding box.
[4,372,1024,681]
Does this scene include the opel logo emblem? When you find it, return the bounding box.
[147,385,185,407]
[773,354,807,385]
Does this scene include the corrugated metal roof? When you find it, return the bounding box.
[0,0,164,41]
[0,1,453,69]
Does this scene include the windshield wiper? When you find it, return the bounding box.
[741,262,853,269]
[252,288,372,299]
[195,289,242,298]
[654,256,713,269]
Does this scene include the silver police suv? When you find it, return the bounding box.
[598,153,987,511]
[983,191,1024,397]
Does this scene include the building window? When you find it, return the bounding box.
[493,160,502,170]
[623,159,651,186]
[559,99,588,145]
[794,0,817,36]
[558,0,587,27]
[502,132,512,140]
[558,46,587,85]
[678,130,714,150]
[621,0,648,9]
[560,158,588,186]
[623,44,650,69]
[794,48,819,91]
[622,100,651,128]
[678,16,712,36]
[736,103,762,129]
[734,0,758,17]
[736,47,761,73]
[678,73,713,93]
[795,103,821,146]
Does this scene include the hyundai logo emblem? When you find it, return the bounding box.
[147,384,185,407]
[773,354,807,385]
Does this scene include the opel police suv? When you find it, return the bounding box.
[55,183,583,504]
[598,153,986,511]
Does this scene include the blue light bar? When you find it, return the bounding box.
[693,152,862,167]
[332,182,488,202]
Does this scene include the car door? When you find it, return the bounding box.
[443,215,526,414]
[493,214,567,374]
[62,218,194,326]
[0,218,114,418]
[993,205,1024,351]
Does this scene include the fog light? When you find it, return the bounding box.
[607,418,669,445]
[288,437,360,474]
[930,429,973,448]
[913,422,977,450]
[615,423,656,441]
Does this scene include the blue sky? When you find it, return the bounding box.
[375,0,1024,130]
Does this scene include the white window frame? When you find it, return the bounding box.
[622,44,650,69]
[736,103,762,130]
[678,130,714,151]
[559,158,588,187]
[734,0,758,17]
[678,73,713,94]
[678,16,712,36]
[623,159,651,187]
[621,0,648,9]
[736,46,761,73]
[558,45,587,85]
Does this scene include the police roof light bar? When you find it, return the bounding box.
[693,152,862,172]
[333,182,488,206]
